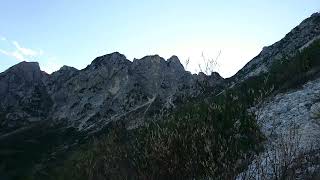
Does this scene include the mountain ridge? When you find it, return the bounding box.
[0,51,224,133]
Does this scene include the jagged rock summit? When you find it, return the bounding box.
[0,53,224,133]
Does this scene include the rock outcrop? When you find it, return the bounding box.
[238,76,320,179]
[0,61,52,133]
[234,12,320,81]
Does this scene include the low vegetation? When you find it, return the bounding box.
[43,91,263,180]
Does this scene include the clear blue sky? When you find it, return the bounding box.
[0,0,319,77]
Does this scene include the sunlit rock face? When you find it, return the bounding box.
[0,52,224,133]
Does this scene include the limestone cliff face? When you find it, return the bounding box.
[0,53,224,133]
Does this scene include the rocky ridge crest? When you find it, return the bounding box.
[0,53,224,133]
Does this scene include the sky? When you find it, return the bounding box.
[0,0,319,77]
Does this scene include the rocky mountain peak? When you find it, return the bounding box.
[132,55,167,74]
[167,55,185,72]
[1,61,42,83]
[88,52,130,70]
[311,12,320,17]
[167,55,180,62]
[47,65,78,88]
[210,71,223,79]
[132,54,186,73]
[59,65,78,72]
[134,54,164,64]
[7,61,40,73]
